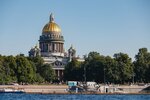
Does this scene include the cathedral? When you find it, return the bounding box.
[28,13,82,81]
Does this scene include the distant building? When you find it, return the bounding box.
[29,13,84,81]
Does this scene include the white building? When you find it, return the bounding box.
[29,13,83,81]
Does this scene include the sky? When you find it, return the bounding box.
[0,0,150,60]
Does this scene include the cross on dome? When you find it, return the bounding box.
[50,13,54,22]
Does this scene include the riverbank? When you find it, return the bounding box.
[0,85,68,94]
[0,85,149,94]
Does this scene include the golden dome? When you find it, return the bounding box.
[42,13,61,33]
[42,22,61,33]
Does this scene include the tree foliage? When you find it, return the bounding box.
[40,64,55,82]
[0,47,150,84]
[0,55,55,84]
[84,52,105,83]
[16,56,34,83]
[64,58,83,81]
[134,48,150,83]
[64,48,150,84]
[113,53,133,83]
[104,56,119,83]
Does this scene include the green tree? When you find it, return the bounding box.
[0,55,5,84]
[0,56,18,84]
[64,58,82,81]
[40,64,55,82]
[27,56,44,74]
[16,56,34,83]
[134,48,150,83]
[114,53,133,84]
[104,56,119,83]
[3,56,17,83]
[34,73,44,83]
[84,52,105,83]
[27,56,44,83]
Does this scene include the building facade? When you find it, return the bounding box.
[29,13,78,81]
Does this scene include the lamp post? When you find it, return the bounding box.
[83,55,87,91]
[84,64,87,91]
[83,55,87,84]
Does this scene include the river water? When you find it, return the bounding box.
[0,93,149,100]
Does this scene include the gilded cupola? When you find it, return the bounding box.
[42,13,61,34]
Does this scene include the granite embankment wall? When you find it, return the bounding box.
[0,85,68,94]
[0,85,149,94]
[117,85,147,93]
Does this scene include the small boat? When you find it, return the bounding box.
[0,88,25,93]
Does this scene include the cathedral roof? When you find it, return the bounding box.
[42,13,61,34]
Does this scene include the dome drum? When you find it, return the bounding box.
[39,13,64,58]
[39,35,64,42]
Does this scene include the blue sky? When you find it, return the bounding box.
[0,0,150,60]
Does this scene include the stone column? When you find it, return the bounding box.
[56,43,58,52]
[62,70,64,76]
[52,43,55,52]
[46,43,48,52]
[62,44,63,53]
[60,44,62,53]
[55,70,57,77]
[59,43,61,52]
[58,70,60,80]
[47,43,50,52]
[58,43,60,52]
[49,43,51,52]
[54,43,56,51]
